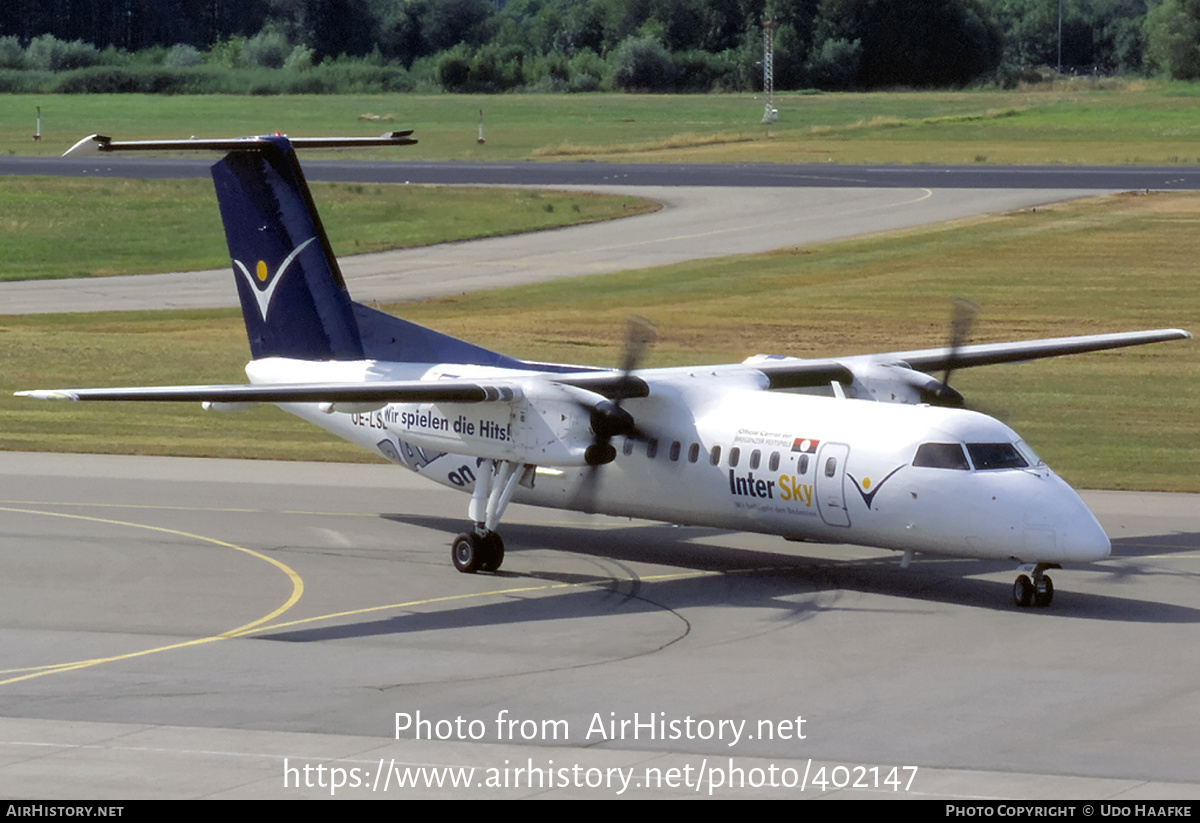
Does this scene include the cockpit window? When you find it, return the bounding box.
[913,442,970,470]
[966,443,1029,470]
[1014,439,1044,467]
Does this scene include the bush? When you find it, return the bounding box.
[805,37,862,90]
[437,47,472,92]
[25,34,100,72]
[673,49,747,92]
[0,68,51,93]
[1144,0,1200,80]
[165,44,205,69]
[611,35,676,92]
[240,27,291,69]
[569,49,608,91]
[469,43,524,92]
[283,44,315,72]
[0,36,24,69]
[207,36,244,69]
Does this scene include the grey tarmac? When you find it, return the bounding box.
[0,169,1193,799]
[0,453,1196,799]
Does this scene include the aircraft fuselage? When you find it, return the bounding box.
[259,357,1111,568]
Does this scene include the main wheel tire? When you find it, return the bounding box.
[452,533,480,574]
[478,532,505,572]
[1013,574,1034,608]
[1034,575,1054,608]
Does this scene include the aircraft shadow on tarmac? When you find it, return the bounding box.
[253,518,1200,643]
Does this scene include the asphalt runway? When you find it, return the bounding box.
[0,453,1197,799]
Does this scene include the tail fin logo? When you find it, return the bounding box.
[233,237,316,321]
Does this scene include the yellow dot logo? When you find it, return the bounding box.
[862,477,872,490]
[256,260,268,282]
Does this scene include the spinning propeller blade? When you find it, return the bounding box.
[934,298,978,407]
[575,317,658,509]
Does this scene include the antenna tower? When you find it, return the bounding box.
[762,17,777,123]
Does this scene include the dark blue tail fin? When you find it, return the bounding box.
[212,137,365,360]
[209,136,526,368]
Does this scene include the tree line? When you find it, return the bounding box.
[3,0,1193,95]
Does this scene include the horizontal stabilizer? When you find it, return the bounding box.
[64,132,416,157]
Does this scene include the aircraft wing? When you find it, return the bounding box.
[746,329,1191,396]
[17,331,1188,404]
[17,381,500,404]
[15,370,647,405]
[880,328,1192,372]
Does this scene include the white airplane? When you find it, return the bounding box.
[19,132,1191,608]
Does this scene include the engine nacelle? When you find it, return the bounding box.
[845,362,961,406]
[374,382,620,467]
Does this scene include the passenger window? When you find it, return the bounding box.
[750,450,761,469]
[729,447,740,467]
[824,457,837,478]
[768,451,780,472]
[688,443,700,463]
[913,443,970,470]
[623,439,634,456]
[710,445,722,466]
[669,441,681,461]
[798,454,809,475]
[647,439,658,459]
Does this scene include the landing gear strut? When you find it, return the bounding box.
[451,460,529,574]
[1013,562,1059,608]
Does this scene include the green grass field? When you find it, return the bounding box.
[0,178,657,281]
[6,83,1200,165]
[3,191,1196,491]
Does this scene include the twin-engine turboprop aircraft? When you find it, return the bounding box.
[19,132,1191,608]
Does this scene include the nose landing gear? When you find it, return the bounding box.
[1013,563,1059,608]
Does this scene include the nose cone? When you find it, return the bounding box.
[1059,504,1111,562]
[1023,473,1111,563]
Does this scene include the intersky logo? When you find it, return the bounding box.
[847,465,905,510]
[232,237,316,321]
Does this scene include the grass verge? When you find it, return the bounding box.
[7,84,1200,165]
[0,178,658,281]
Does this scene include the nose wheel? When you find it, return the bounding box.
[1013,563,1058,608]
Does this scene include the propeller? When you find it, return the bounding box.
[573,317,657,511]
[582,316,656,466]
[932,297,978,407]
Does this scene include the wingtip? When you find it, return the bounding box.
[62,134,110,158]
[15,390,79,401]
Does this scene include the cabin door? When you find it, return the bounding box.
[815,442,851,527]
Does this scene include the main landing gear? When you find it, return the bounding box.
[451,460,532,574]
[453,531,504,573]
[1012,562,1059,608]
